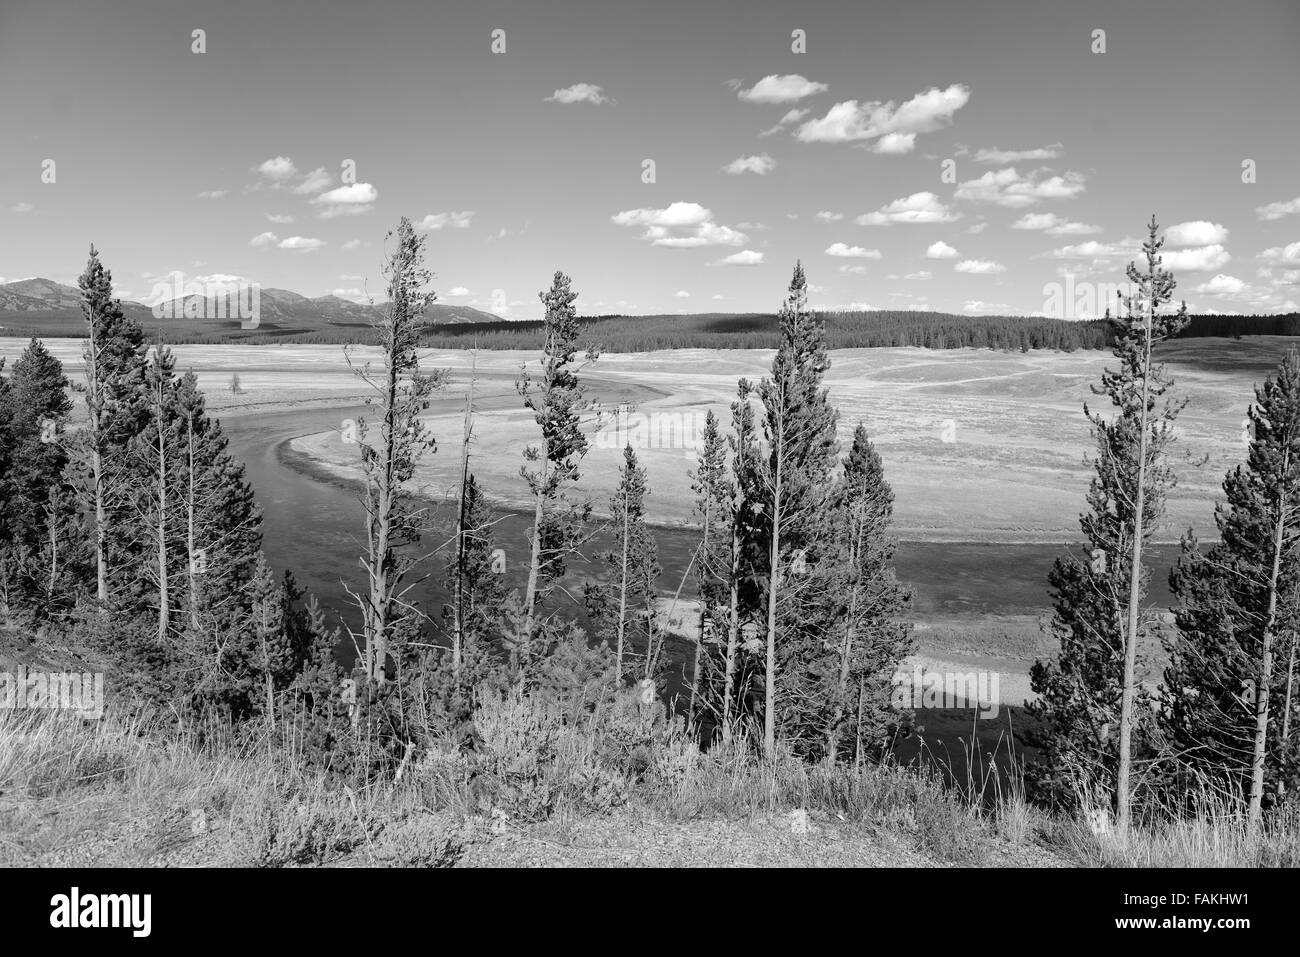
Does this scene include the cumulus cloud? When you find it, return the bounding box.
[825,243,882,259]
[277,236,326,252]
[954,167,1086,207]
[293,167,333,195]
[1010,212,1101,235]
[1165,221,1229,246]
[266,213,295,224]
[311,183,378,219]
[714,250,764,266]
[856,192,959,226]
[722,153,776,175]
[612,202,748,247]
[249,231,279,248]
[1195,274,1246,295]
[447,286,470,296]
[195,190,226,200]
[674,290,691,298]
[972,143,1063,164]
[1260,242,1300,266]
[257,156,298,181]
[813,210,843,223]
[926,241,960,259]
[954,259,1005,274]
[795,84,970,152]
[342,239,362,251]
[415,211,475,231]
[1163,244,1231,271]
[545,83,612,105]
[1256,196,1300,221]
[737,74,828,103]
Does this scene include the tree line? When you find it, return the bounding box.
[1,216,1297,826]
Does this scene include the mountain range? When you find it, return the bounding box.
[0,278,502,337]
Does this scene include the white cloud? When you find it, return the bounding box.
[342,239,362,251]
[954,259,1005,274]
[872,132,917,155]
[813,210,843,223]
[293,167,333,195]
[311,183,378,219]
[955,167,1086,207]
[722,153,777,175]
[612,202,748,247]
[856,192,959,226]
[712,294,724,300]
[972,143,1063,164]
[277,236,326,252]
[1260,242,1300,266]
[447,286,470,296]
[1044,239,1135,259]
[796,84,970,149]
[266,213,295,224]
[330,288,367,301]
[1165,221,1229,246]
[839,265,868,275]
[1256,197,1300,221]
[825,242,882,259]
[545,83,612,105]
[416,210,475,231]
[249,231,279,248]
[1163,244,1230,271]
[1195,274,1246,295]
[1010,212,1101,235]
[759,108,810,136]
[715,250,764,266]
[905,270,933,280]
[674,290,691,298]
[195,190,226,200]
[257,156,298,181]
[737,74,828,103]
[967,222,988,234]
[926,240,960,259]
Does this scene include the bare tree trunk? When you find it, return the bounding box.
[155,382,169,643]
[1117,286,1153,836]
[1283,633,1296,749]
[616,480,630,680]
[1249,459,1290,832]
[186,415,200,633]
[764,424,784,760]
[689,506,713,714]
[452,357,476,678]
[86,318,109,607]
[827,507,863,762]
[722,521,741,745]
[520,444,548,676]
[45,492,58,599]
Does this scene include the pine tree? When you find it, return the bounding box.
[589,444,659,684]
[73,246,149,606]
[1163,350,1300,826]
[0,338,74,609]
[751,262,841,758]
[345,217,446,686]
[689,411,732,717]
[824,425,912,762]
[1029,216,1188,817]
[515,270,595,674]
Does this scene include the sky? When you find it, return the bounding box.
[1,0,1299,319]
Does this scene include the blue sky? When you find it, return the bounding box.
[2,0,1298,318]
